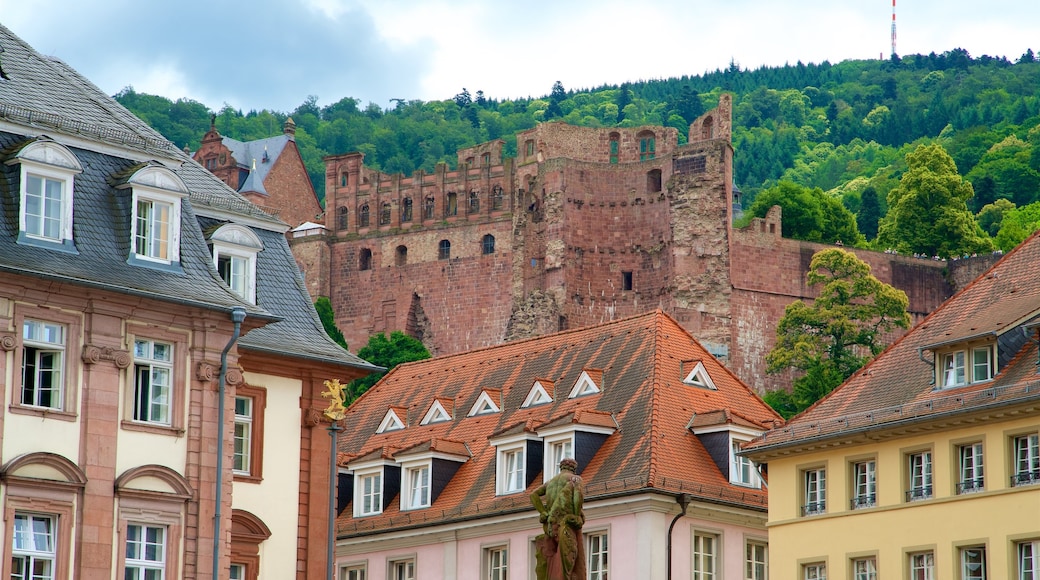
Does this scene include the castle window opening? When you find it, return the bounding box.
[438,240,451,260]
[482,153,491,166]
[358,204,370,227]
[446,192,458,217]
[205,157,217,170]
[647,169,662,193]
[701,116,714,140]
[482,234,495,255]
[638,131,656,161]
[491,185,503,210]
[609,133,620,164]
[468,190,480,214]
[359,248,372,271]
[402,198,413,222]
[395,245,407,266]
[525,140,535,159]
[341,173,348,187]
[424,196,435,220]
[622,271,633,291]
[466,157,475,166]
[379,203,392,226]
[337,207,349,230]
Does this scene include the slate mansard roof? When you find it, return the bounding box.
[336,309,782,535]
[0,24,377,372]
[746,229,1040,458]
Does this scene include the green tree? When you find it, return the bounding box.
[856,186,881,240]
[347,331,431,402]
[747,181,863,245]
[994,201,1040,251]
[877,144,994,258]
[764,249,911,418]
[977,198,1015,237]
[545,81,565,120]
[314,297,347,349]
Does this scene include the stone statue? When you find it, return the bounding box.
[531,458,586,580]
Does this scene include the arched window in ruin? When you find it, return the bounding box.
[438,239,451,260]
[609,132,620,164]
[379,202,392,226]
[395,245,408,266]
[340,173,348,187]
[482,234,495,255]
[337,206,349,230]
[701,116,714,140]
[637,130,656,161]
[359,248,372,271]
[358,204,370,227]
[468,190,480,214]
[401,198,413,222]
[491,185,504,211]
[647,169,662,194]
[424,196,435,220]
[445,192,457,217]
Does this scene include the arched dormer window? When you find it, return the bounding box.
[208,224,263,303]
[7,137,83,251]
[115,163,189,270]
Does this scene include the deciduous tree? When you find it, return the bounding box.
[347,331,431,403]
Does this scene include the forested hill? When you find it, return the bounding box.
[118,48,1040,253]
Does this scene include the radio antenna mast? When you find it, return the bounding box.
[891,0,897,58]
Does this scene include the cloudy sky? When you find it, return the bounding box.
[5,0,1038,114]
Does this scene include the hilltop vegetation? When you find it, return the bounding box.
[118,48,1040,255]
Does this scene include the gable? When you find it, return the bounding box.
[420,400,452,425]
[568,370,601,398]
[682,360,717,390]
[468,390,501,416]
[377,408,406,433]
[522,380,553,407]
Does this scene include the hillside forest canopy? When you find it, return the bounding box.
[117,47,1040,256]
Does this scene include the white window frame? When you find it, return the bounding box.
[353,468,383,517]
[376,408,406,433]
[568,370,601,398]
[421,400,452,424]
[388,558,415,580]
[543,435,574,481]
[587,531,609,580]
[852,459,876,509]
[692,532,717,580]
[910,551,934,580]
[960,545,986,580]
[939,345,995,389]
[971,346,993,383]
[907,450,933,501]
[958,442,985,493]
[1019,540,1039,580]
[21,320,66,410]
[745,540,768,580]
[209,224,262,303]
[8,139,81,248]
[942,350,967,388]
[804,562,826,579]
[124,523,167,580]
[467,390,501,416]
[12,512,57,580]
[521,380,553,408]
[402,463,431,510]
[132,339,173,425]
[132,189,181,264]
[484,545,508,580]
[803,467,827,516]
[1014,433,1040,487]
[339,563,367,580]
[229,563,245,580]
[731,437,760,488]
[853,557,877,580]
[497,444,526,495]
[233,396,253,475]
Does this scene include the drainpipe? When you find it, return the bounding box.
[212,307,246,580]
[666,493,692,580]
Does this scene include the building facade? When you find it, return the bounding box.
[0,25,378,580]
[744,231,1040,579]
[332,310,782,580]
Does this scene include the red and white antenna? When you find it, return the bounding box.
[891,0,897,58]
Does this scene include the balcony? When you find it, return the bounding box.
[905,487,932,502]
[850,494,876,509]
[1011,470,1040,488]
[956,478,985,494]
[801,501,826,516]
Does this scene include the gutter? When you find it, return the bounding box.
[212,307,246,580]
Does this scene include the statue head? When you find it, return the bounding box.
[559,457,578,473]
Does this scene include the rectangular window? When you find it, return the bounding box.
[501,448,525,494]
[1014,434,1040,487]
[803,468,826,516]
[731,440,758,487]
[135,198,174,261]
[852,460,876,509]
[24,174,66,241]
[358,472,382,516]
[230,564,245,580]
[233,396,253,475]
[12,513,56,580]
[340,565,366,580]
[406,466,430,509]
[943,351,966,387]
[745,541,767,580]
[621,271,633,291]
[485,546,507,580]
[525,140,535,158]
[972,347,992,382]
[692,533,716,580]
[133,339,173,425]
[587,533,608,580]
[124,524,166,580]
[21,320,65,410]
[390,559,414,580]
[218,254,249,299]
[961,546,986,580]
[910,551,935,580]
[1019,540,1039,580]
[907,451,933,501]
[547,439,573,479]
[804,563,826,580]
[853,557,877,580]
[958,442,985,493]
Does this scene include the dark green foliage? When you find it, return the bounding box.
[545,81,565,120]
[346,331,431,403]
[747,182,863,245]
[857,187,881,239]
[314,296,347,349]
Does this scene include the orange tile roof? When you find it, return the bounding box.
[746,234,1040,456]
[336,309,780,534]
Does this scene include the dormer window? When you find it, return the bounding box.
[522,380,553,408]
[6,138,82,251]
[730,438,760,488]
[348,456,400,517]
[468,390,501,416]
[118,164,188,269]
[682,360,717,390]
[208,224,263,303]
[377,408,406,433]
[568,369,602,398]
[938,344,994,389]
[394,442,468,511]
[688,415,764,489]
[489,431,541,496]
[537,414,615,482]
[421,400,452,425]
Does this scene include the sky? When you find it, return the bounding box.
[5,0,1039,114]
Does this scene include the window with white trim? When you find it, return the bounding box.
[907,450,933,501]
[12,513,56,580]
[230,564,245,580]
[804,562,826,579]
[731,439,759,488]
[133,192,179,263]
[484,546,507,580]
[403,464,430,510]
[132,339,173,425]
[21,320,65,410]
[498,446,526,495]
[354,470,383,517]
[692,532,717,580]
[803,467,826,516]
[210,224,262,303]
[545,437,573,480]
[957,442,984,493]
[745,540,767,580]
[10,139,81,249]
[1013,433,1040,487]
[340,564,366,580]
[960,546,986,580]
[1018,540,1039,580]
[389,559,414,580]
[233,396,253,475]
[851,459,876,509]
[910,551,934,580]
[853,557,877,580]
[124,523,166,580]
[521,381,552,407]
[587,532,608,580]
[940,345,994,388]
